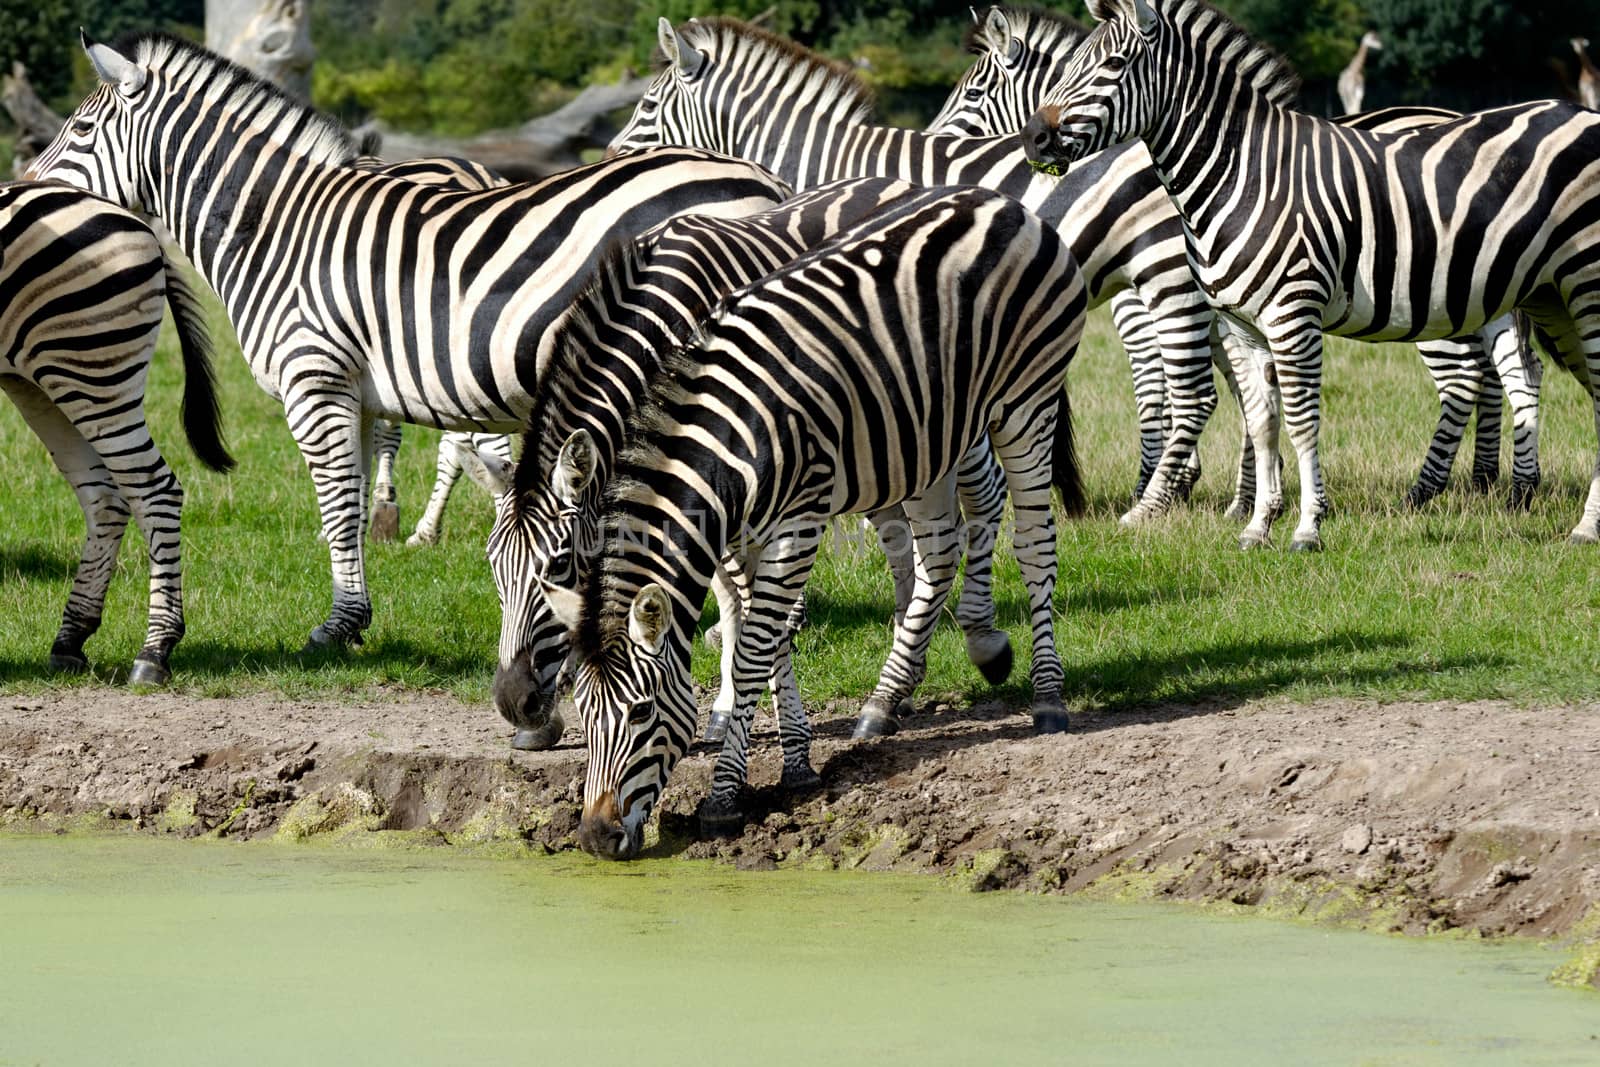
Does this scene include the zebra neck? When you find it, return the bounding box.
[740,90,873,188]
[535,340,656,487]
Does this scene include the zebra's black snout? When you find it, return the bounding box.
[1020,108,1060,163]
[492,654,556,732]
[578,793,640,860]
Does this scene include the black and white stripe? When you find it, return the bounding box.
[1024,0,1600,548]
[1,182,232,685]
[27,32,789,649]
[565,186,1086,859]
[612,16,1217,521]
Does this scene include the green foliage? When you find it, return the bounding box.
[1211,0,1366,81]
[0,0,200,107]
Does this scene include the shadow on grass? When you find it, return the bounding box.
[0,543,75,581]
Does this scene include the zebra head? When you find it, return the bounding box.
[25,34,150,208]
[1019,0,1162,171]
[466,431,601,736]
[571,584,698,861]
[929,7,1090,138]
[610,18,717,154]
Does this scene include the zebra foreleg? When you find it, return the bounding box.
[1124,294,1218,522]
[1110,290,1166,501]
[991,410,1066,734]
[369,419,402,542]
[1212,322,1257,520]
[1271,328,1330,552]
[1486,313,1544,509]
[699,523,822,836]
[1229,326,1287,549]
[1408,336,1483,508]
[286,385,373,649]
[952,440,1013,684]
[703,557,751,744]
[852,478,962,740]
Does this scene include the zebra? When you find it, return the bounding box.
[560,185,1086,859]
[611,16,1221,524]
[1022,0,1600,550]
[1,182,232,686]
[461,176,1027,750]
[26,31,790,655]
[944,7,1533,510]
[347,151,516,548]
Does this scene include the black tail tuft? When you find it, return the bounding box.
[165,258,235,474]
[1052,388,1085,518]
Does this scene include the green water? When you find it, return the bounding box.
[0,837,1594,1065]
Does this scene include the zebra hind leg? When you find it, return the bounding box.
[1110,290,1166,502]
[287,385,374,649]
[1407,337,1481,508]
[951,440,1013,685]
[1524,302,1600,543]
[369,419,402,542]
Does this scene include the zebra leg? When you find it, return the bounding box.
[285,384,373,649]
[771,594,820,791]
[852,477,962,740]
[1,378,132,676]
[870,505,916,628]
[1488,311,1544,509]
[1468,332,1506,493]
[369,418,401,543]
[1213,321,1258,521]
[1271,328,1331,552]
[1521,303,1600,542]
[952,439,1013,685]
[703,558,750,744]
[990,409,1066,734]
[1407,336,1482,509]
[1110,290,1166,501]
[1233,329,1286,549]
[700,524,822,834]
[1124,291,1218,523]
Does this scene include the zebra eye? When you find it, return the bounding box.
[639,97,659,114]
[963,86,983,101]
[1105,54,1128,71]
[627,700,653,725]
[71,119,94,136]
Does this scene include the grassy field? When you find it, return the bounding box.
[3,290,1598,713]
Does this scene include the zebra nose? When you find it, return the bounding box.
[1020,106,1062,162]
[578,793,638,860]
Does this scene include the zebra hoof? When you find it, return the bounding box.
[1507,483,1537,511]
[703,712,731,744]
[1032,704,1071,735]
[511,709,565,751]
[1567,529,1599,546]
[1403,486,1437,511]
[47,652,89,675]
[1237,532,1270,551]
[966,632,1014,686]
[780,764,823,792]
[1289,536,1323,553]
[704,622,724,651]
[128,657,171,689]
[404,530,438,547]
[696,798,745,839]
[851,708,900,740]
[1470,472,1498,494]
[1222,500,1252,522]
[369,501,400,543]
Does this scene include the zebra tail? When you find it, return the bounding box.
[165,260,236,474]
[1052,389,1086,518]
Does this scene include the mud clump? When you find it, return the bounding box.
[2,691,1599,965]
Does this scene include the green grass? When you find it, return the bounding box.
[3,292,1599,711]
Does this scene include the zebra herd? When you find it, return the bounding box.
[9,1,1600,858]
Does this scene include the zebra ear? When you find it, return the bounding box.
[628,583,673,656]
[537,573,584,631]
[459,444,514,497]
[82,32,147,96]
[658,18,705,78]
[983,8,1020,65]
[1084,0,1114,22]
[1131,0,1158,34]
[552,430,597,506]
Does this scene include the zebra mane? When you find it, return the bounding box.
[672,17,876,127]
[963,6,1090,56]
[1160,0,1300,105]
[516,233,720,505]
[112,32,357,167]
[574,342,707,657]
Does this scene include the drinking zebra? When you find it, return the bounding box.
[1022,0,1600,550]
[463,176,1026,750]
[349,149,516,548]
[561,185,1086,858]
[1,182,232,685]
[27,32,789,651]
[612,16,1218,523]
[946,5,1528,510]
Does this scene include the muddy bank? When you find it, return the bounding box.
[2,690,1597,982]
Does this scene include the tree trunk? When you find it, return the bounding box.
[205,0,314,100]
[2,63,65,177]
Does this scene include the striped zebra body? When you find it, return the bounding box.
[947,6,1527,510]
[1024,0,1600,549]
[28,32,789,650]
[471,176,1021,751]
[349,152,518,547]
[613,16,1218,521]
[565,186,1086,859]
[0,182,231,685]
